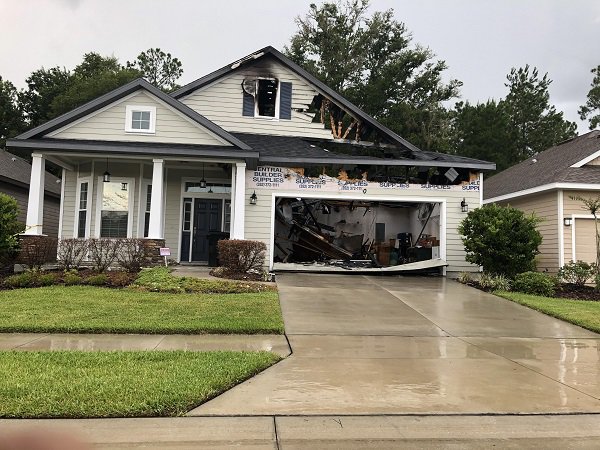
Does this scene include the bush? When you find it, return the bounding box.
[63,272,82,286]
[217,240,266,274]
[0,193,23,271]
[458,204,542,277]
[4,272,35,288]
[512,271,556,297]
[116,238,147,272]
[88,239,120,272]
[85,273,109,286]
[38,273,58,286]
[17,236,57,270]
[108,271,135,288]
[478,273,511,291]
[558,260,595,286]
[57,239,88,270]
[457,272,472,284]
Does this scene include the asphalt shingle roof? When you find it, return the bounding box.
[484,131,600,200]
[0,150,61,196]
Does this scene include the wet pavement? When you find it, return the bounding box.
[0,333,290,357]
[190,273,600,415]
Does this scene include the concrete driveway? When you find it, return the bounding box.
[189,274,600,415]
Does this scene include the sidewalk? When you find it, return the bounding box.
[0,333,290,356]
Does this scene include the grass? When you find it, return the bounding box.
[496,291,600,334]
[0,350,280,418]
[0,286,284,334]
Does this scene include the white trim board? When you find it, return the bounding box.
[485,183,600,204]
[571,149,600,168]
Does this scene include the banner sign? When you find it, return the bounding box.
[247,166,479,193]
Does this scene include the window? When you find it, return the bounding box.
[256,79,278,117]
[223,200,231,233]
[125,105,156,133]
[143,185,152,237]
[77,181,89,238]
[182,199,192,231]
[185,182,231,193]
[100,181,130,238]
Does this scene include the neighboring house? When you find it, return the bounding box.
[7,46,494,275]
[0,150,61,237]
[484,130,600,272]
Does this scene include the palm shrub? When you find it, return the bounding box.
[458,204,542,277]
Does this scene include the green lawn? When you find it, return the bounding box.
[0,350,280,418]
[0,286,284,334]
[497,291,600,334]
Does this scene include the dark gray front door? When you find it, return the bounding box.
[192,199,222,261]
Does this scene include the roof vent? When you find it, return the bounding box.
[531,158,537,164]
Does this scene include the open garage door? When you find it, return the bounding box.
[271,195,446,273]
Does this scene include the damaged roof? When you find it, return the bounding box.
[484,130,600,200]
[233,133,495,170]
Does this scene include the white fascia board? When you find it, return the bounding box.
[484,182,600,204]
[570,149,600,168]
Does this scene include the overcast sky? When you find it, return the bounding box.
[1,0,599,132]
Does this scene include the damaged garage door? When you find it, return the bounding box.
[272,196,446,273]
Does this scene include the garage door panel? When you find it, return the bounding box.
[574,219,596,264]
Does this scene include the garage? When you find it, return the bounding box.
[573,218,596,264]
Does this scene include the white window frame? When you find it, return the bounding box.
[254,78,280,120]
[125,105,156,133]
[95,176,136,238]
[74,177,91,238]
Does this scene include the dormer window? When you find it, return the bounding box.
[242,78,292,120]
[257,79,278,117]
[125,105,156,133]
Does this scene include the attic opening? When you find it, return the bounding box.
[257,79,278,117]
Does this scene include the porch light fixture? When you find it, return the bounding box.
[200,163,207,189]
[460,198,469,213]
[121,182,128,191]
[250,191,258,205]
[564,218,573,227]
[208,185,213,194]
[103,157,111,183]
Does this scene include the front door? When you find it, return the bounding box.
[191,199,222,261]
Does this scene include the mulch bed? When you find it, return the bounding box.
[464,280,600,301]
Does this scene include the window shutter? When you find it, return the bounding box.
[242,92,255,117]
[279,82,292,120]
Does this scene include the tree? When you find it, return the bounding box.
[502,65,577,162]
[127,48,183,92]
[452,100,513,172]
[0,77,24,148]
[458,204,542,277]
[570,195,600,267]
[285,0,461,150]
[0,192,23,269]
[579,64,600,130]
[50,53,141,117]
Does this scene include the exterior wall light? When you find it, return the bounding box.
[250,191,258,205]
[200,163,207,188]
[461,198,468,213]
[103,157,111,183]
[564,218,572,227]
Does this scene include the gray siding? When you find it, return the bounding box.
[180,58,333,139]
[49,91,231,146]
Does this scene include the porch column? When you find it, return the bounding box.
[147,159,164,239]
[231,162,246,239]
[24,153,46,235]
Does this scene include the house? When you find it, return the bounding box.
[0,150,61,237]
[483,131,600,272]
[7,46,494,275]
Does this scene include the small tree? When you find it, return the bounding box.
[458,204,542,277]
[0,193,24,269]
[570,195,600,267]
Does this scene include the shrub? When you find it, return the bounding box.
[108,271,135,288]
[38,273,58,286]
[57,238,88,270]
[4,272,35,288]
[88,239,120,272]
[85,273,109,286]
[217,240,266,274]
[63,272,82,286]
[17,236,58,270]
[0,193,23,271]
[458,204,542,277]
[558,260,595,286]
[457,272,472,284]
[512,271,556,297]
[115,238,147,272]
[478,273,511,291]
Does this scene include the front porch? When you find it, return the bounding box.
[22,152,249,264]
